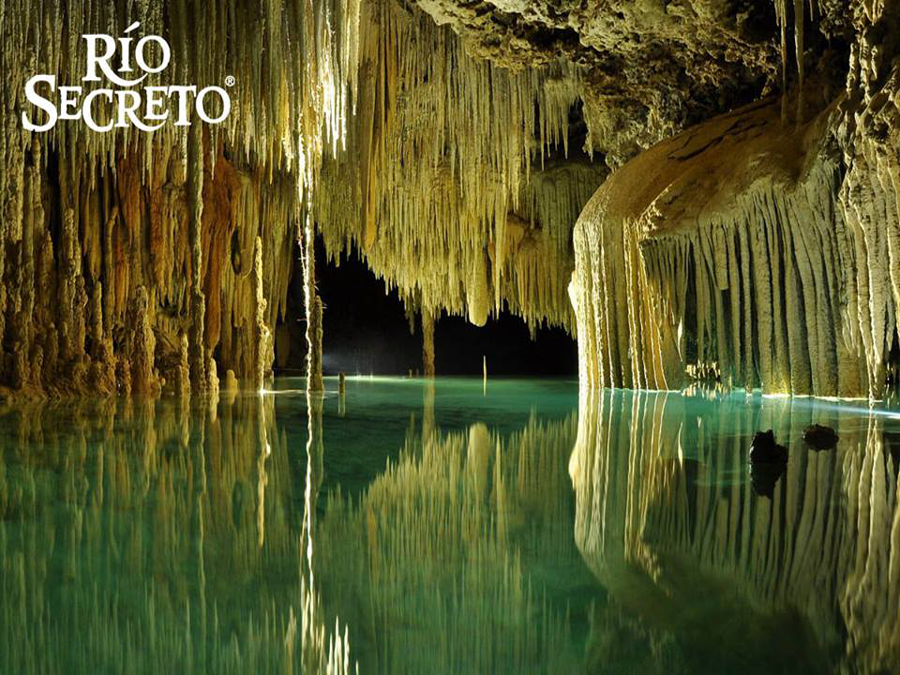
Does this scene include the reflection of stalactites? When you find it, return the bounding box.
[298,389,354,674]
[301,390,325,586]
[467,423,490,502]
[192,428,209,672]
[841,415,900,672]
[0,391,332,671]
[423,380,435,439]
[256,393,272,549]
[573,388,900,669]
[318,412,579,672]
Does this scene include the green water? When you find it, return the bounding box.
[1,377,899,673]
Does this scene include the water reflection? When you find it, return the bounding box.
[317,411,583,673]
[0,393,349,674]
[1,382,899,673]
[571,389,900,673]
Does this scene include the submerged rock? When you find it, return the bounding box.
[750,460,788,499]
[802,424,839,450]
[749,430,788,499]
[749,430,788,463]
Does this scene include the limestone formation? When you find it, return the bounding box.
[0,0,899,397]
[303,215,325,392]
[572,82,900,398]
[0,0,357,398]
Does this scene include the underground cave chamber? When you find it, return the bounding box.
[2,0,900,672]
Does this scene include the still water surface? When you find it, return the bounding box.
[1,377,899,673]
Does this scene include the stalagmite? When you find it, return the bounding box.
[125,287,160,397]
[175,334,191,398]
[224,369,238,393]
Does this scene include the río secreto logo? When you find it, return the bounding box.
[22,22,232,133]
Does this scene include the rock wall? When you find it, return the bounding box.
[571,96,870,395]
[0,0,607,398]
[3,0,897,398]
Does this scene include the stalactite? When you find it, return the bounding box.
[58,208,80,366]
[187,126,208,394]
[572,93,900,398]
[253,237,273,392]
[316,1,601,334]
[0,0,362,399]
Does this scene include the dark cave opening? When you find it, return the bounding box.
[274,239,577,377]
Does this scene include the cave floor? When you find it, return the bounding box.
[0,377,898,673]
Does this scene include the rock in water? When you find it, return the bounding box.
[749,430,788,463]
[802,424,839,450]
[750,460,787,499]
[749,430,788,498]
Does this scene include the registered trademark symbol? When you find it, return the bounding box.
[225,75,235,87]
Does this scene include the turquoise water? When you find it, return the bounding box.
[1,378,899,673]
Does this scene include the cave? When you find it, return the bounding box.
[2,0,900,672]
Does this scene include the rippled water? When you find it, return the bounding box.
[1,378,899,673]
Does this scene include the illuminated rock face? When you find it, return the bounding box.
[571,97,866,395]
[567,4,900,398]
[315,1,605,333]
[0,139,296,398]
[572,57,900,397]
[411,0,784,169]
[0,0,606,397]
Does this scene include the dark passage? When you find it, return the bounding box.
[275,241,577,377]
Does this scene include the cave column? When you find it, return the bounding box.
[422,308,436,378]
[187,125,208,393]
[252,236,273,391]
[304,212,324,392]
